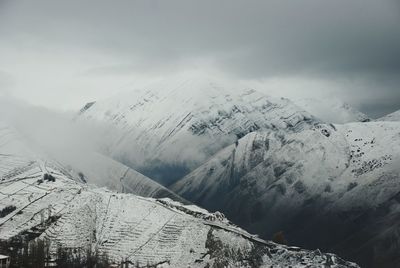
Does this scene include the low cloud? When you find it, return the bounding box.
[0,97,120,165]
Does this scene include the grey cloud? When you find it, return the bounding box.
[0,70,14,94]
[0,0,399,116]
[0,96,123,165]
[2,0,399,75]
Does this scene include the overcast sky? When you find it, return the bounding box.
[0,0,399,117]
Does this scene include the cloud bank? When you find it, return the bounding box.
[0,0,399,116]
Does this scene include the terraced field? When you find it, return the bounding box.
[0,158,359,267]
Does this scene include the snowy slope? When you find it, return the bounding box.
[172,121,400,267]
[66,152,186,202]
[79,75,318,184]
[0,124,358,267]
[293,97,370,123]
[0,121,182,201]
[378,109,400,121]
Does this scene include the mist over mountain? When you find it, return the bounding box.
[292,97,370,124]
[77,75,321,185]
[74,77,400,267]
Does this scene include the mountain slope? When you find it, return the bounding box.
[293,97,370,123]
[378,110,400,121]
[79,76,318,185]
[0,119,182,202]
[67,152,186,202]
[172,121,400,268]
[0,123,358,267]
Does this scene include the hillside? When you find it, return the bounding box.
[378,110,400,121]
[172,121,400,267]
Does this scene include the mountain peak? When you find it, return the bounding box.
[78,77,317,185]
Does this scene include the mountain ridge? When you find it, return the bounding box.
[171,121,400,267]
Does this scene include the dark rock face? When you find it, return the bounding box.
[78,101,96,115]
[178,175,400,268]
[171,122,400,268]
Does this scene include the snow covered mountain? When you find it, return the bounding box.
[378,109,400,121]
[293,97,370,124]
[78,76,319,185]
[172,121,400,268]
[0,122,358,267]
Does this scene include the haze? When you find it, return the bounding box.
[0,0,399,117]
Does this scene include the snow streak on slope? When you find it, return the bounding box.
[293,97,370,124]
[79,76,318,184]
[378,109,400,121]
[0,128,358,267]
[172,121,400,267]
